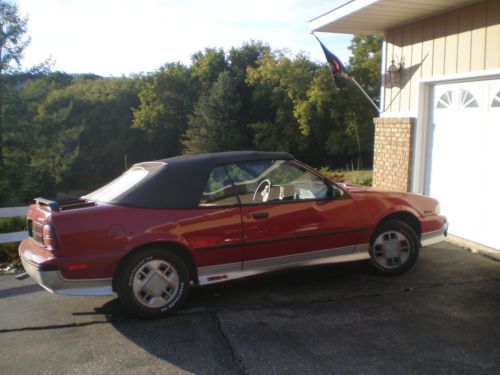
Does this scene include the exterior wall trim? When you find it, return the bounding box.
[309,0,378,32]
[412,68,500,193]
[379,36,387,114]
[418,68,500,84]
[380,111,418,118]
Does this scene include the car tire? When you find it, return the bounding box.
[116,248,190,318]
[369,220,420,275]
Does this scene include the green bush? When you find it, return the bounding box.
[343,171,373,186]
[0,242,22,274]
[318,167,345,183]
[0,216,27,233]
[359,176,373,186]
[318,167,372,187]
[0,242,20,263]
[0,217,26,272]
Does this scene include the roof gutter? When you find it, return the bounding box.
[309,0,378,33]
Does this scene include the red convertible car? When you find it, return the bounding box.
[19,151,447,318]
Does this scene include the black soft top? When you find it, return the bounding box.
[110,151,294,209]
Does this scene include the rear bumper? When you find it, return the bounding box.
[421,221,448,247]
[19,239,113,296]
[21,256,113,296]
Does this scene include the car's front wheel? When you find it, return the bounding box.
[116,248,190,318]
[369,220,420,275]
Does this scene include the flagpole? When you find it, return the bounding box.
[311,32,323,47]
[350,77,380,112]
[312,32,379,113]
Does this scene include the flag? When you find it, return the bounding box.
[314,35,350,90]
[312,33,379,111]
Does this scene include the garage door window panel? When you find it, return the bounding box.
[460,89,479,109]
[436,90,453,109]
[491,91,500,108]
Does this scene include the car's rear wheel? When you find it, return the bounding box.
[116,248,190,318]
[369,220,419,275]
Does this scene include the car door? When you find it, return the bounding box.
[187,165,245,284]
[225,160,365,272]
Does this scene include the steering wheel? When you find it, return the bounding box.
[253,179,272,203]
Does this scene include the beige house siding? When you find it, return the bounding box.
[382,0,500,113]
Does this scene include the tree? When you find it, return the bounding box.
[0,73,143,203]
[0,38,383,205]
[344,35,382,165]
[246,50,321,160]
[132,63,195,159]
[60,77,141,191]
[0,73,72,203]
[190,48,228,91]
[228,41,270,128]
[348,35,382,103]
[0,0,30,166]
[245,36,382,168]
[183,71,247,154]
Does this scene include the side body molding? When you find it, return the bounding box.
[197,243,370,285]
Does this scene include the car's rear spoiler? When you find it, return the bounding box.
[34,197,95,211]
[34,197,60,211]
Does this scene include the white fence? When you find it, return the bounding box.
[0,207,28,244]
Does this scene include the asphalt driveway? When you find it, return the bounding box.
[0,241,499,374]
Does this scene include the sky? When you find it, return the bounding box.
[16,0,353,77]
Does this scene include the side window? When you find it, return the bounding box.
[226,160,328,204]
[198,166,238,207]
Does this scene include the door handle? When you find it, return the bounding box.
[251,212,269,219]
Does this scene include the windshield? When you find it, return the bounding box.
[83,167,150,203]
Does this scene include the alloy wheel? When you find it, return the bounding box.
[132,259,180,308]
[372,230,411,269]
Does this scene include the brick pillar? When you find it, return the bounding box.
[372,117,415,192]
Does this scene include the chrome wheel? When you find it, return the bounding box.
[372,230,411,269]
[132,260,180,308]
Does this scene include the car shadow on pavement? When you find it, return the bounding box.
[102,250,500,375]
[72,298,128,318]
[89,260,376,319]
[0,284,42,299]
[190,261,373,307]
[97,261,382,374]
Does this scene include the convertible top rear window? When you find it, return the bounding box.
[84,165,159,203]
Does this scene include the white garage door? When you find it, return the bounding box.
[427,78,500,250]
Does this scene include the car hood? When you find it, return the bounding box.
[339,183,420,197]
[338,183,440,215]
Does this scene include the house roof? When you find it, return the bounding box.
[309,0,480,35]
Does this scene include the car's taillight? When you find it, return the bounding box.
[42,224,58,250]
